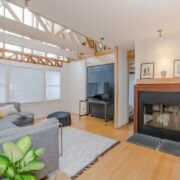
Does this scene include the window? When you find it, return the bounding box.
[23,48,32,54]
[47,53,57,58]
[5,43,21,51]
[5,43,22,59]
[0,5,4,16]
[0,64,61,103]
[5,7,15,20]
[24,9,33,26]
[8,3,23,22]
[10,66,44,103]
[0,65,7,102]
[46,71,61,100]
[33,50,45,56]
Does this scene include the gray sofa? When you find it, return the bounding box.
[0,102,34,127]
[0,102,60,179]
[0,118,60,179]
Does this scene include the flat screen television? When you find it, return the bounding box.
[87,82,109,98]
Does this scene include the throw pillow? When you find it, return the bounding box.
[0,104,18,117]
[0,112,4,119]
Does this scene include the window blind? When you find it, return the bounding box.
[46,70,61,100]
[0,65,7,103]
[10,66,44,103]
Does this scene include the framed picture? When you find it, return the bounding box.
[174,60,180,77]
[140,63,154,79]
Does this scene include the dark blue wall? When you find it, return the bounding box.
[87,63,114,119]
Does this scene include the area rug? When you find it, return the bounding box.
[59,127,119,179]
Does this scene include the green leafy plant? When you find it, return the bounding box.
[0,136,45,180]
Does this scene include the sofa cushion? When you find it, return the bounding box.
[0,121,17,131]
[0,104,18,117]
[0,102,21,112]
[0,126,19,138]
[14,112,34,126]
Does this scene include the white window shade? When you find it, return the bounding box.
[46,71,60,85]
[10,67,44,103]
[46,71,61,100]
[0,65,7,103]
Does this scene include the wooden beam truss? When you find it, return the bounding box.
[0,31,77,59]
[127,50,135,61]
[0,1,114,61]
[0,48,63,67]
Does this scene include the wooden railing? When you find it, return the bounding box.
[0,48,63,67]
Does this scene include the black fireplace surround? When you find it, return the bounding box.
[139,92,180,142]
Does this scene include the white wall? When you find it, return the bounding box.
[86,54,115,67]
[68,61,86,114]
[0,60,70,118]
[135,34,180,80]
[117,48,128,127]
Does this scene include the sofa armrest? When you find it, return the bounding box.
[0,124,60,179]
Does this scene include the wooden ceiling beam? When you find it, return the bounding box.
[0,48,63,67]
[95,49,115,56]
[55,27,66,36]
[0,16,94,55]
[34,15,51,32]
[71,32,81,44]
[127,50,135,61]
[0,31,77,59]
[4,1,21,22]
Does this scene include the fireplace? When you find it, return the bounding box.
[135,82,180,142]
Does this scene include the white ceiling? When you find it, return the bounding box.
[9,0,180,48]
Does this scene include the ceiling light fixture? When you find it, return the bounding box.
[66,29,71,33]
[158,29,163,40]
[99,37,105,51]
[24,0,30,11]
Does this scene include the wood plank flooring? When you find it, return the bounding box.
[72,115,180,180]
[39,114,180,180]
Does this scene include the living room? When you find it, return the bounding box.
[0,0,180,180]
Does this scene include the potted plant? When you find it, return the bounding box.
[0,135,45,180]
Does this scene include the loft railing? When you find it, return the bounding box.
[0,48,63,67]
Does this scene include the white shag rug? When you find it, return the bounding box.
[59,127,119,178]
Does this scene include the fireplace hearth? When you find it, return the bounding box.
[135,82,180,142]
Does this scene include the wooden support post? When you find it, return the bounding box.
[114,47,119,128]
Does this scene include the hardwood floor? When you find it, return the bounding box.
[39,114,180,180]
[71,114,180,180]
